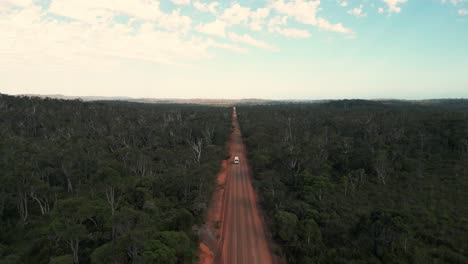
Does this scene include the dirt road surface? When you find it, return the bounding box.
[199,107,278,264]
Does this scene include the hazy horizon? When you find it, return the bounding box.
[4,92,468,102]
[1,0,468,99]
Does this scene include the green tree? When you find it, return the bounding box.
[159,231,193,263]
[0,255,22,264]
[274,210,298,242]
[142,240,177,264]
[50,197,97,264]
[49,255,73,264]
[91,242,126,264]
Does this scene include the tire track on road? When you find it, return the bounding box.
[199,107,278,264]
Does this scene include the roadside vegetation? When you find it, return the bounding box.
[239,100,468,263]
[0,94,230,264]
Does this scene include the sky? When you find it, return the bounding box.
[1,0,467,99]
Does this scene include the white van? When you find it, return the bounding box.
[234,156,240,164]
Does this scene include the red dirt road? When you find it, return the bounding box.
[199,107,277,264]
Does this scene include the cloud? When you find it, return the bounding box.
[48,0,163,22]
[220,3,251,25]
[274,27,311,38]
[440,0,468,5]
[348,5,366,17]
[378,7,385,13]
[1,0,34,8]
[4,0,431,75]
[197,3,271,32]
[268,16,310,38]
[205,39,247,53]
[171,0,191,5]
[47,0,193,33]
[439,0,468,15]
[0,2,222,71]
[228,32,279,51]
[195,19,227,37]
[270,0,320,25]
[157,10,192,32]
[193,1,219,14]
[270,0,353,34]
[317,18,353,34]
[381,0,408,14]
[249,8,270,31]
[268,16,288,28]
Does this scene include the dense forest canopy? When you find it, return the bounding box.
[2,94,468,264]
[0,94,230,263]
[238,101,468,263]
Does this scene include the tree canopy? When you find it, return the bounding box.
[0,94,230,263]
[239,101,468,263]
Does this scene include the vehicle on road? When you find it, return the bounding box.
[234,156,240,164]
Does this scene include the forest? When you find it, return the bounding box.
[0,94,231,263]
[2,94,468,264]
[238,100,468,263]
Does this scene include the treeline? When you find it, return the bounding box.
[238,100,468,263]
[0,94,230,263]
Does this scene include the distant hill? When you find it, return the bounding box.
[317,99,468,111]
[19,94,276,106]
[11,94,468,109]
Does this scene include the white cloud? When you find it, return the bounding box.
[440,0,468,5]
[348,5,366,17]
[228,32,279,51]
[205,39,246,53]
[250,8,270,31]
[171,0,191,5]
[220,3,251,25]
[2,0,433,77]
[378,7,385,13]
[48,1,113,23]
[0,0,354,73]
[268,16,288,28]
[275,27,311,38]
[201,3,271,32]
[268,16,310,38]
[157,10,192,32]
[47,0,192,32]
[193,1,219,14]
[195,19,227,37]
[270,0,353,34]
[381,0,408,14]
[439,0,468,16]
[48,0,162,22]
[270,0,320,25]
[0,2,224,71]
[268,16,288,32]
[1,0,34,9]
[317,18,353,34]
